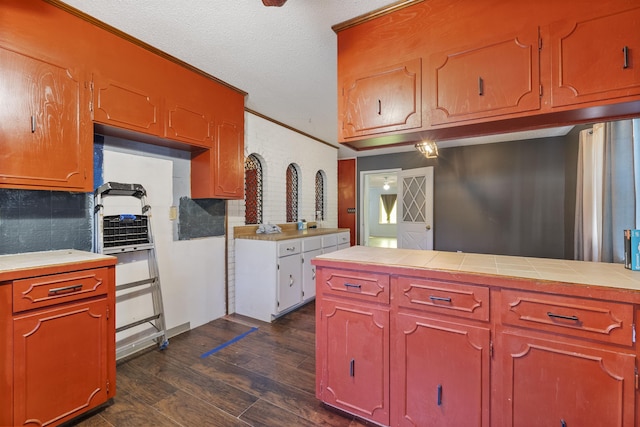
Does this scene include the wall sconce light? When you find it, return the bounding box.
[415,140,438,158]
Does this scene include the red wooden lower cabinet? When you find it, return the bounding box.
[314,259,640,427]
[13,299,110,426]
[317,298,390,426]
[496,330,636,427]
[0,251,116,427]
[392,313,490,427]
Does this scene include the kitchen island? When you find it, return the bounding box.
[313,246,640,427]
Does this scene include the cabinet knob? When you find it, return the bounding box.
[426,225,431,230]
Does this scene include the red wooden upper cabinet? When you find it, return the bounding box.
[549,6,640,108]
[430,27,541,125]
[0,46,91,191]
[340,58,422,139]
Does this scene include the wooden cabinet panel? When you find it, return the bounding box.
[191,94,245,200]
[92,73,161,134]
[213,119,244,198]
[318,298,390,425]
[0,46,90,191]
[431,29,540,124]
[165,104,211,146]
[318,268,389,304]
[341,58,421,138]
[498,331,636,427]
[13,267,108,313]
[500,289,634,346]
[13,298,110,427]
[550,7,640,107]
[392,313,490,427]
[396,276,489,321]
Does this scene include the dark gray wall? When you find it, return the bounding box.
[0,189,92,255]
[357,132,581,259]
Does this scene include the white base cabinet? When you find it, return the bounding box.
[235,232,349,322]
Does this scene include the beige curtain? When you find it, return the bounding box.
[380,194,397,223]
[575,119,639,262]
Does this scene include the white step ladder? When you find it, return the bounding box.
[94,182,169,359]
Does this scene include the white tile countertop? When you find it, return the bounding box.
[0,249,116,282]
[313,246,640,292]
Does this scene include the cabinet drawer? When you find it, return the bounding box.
[337,232,350,246]
[302,236,322,252]
[319,268,389,304]
[395,276,489,321]
[13,268,109,313]
[278,240,301,257]
[322,234,337,248]
[500,289,634,346]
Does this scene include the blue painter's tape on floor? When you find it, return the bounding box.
[200,327,258,358]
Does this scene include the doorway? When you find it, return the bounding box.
[360,167,434,249]
[360,169,400,247]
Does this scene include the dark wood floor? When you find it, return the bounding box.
[75,301,366,427]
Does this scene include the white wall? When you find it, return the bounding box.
[227,112,339,313]
[100,137,226,337]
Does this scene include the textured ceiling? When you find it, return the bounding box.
[60,0,396,148]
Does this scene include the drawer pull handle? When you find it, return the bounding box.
[623,46,629,69]
[344,283,362,289]
[286,247,295,251]
[429,295,452,303]
[478,76,484,96]
[377,99,382,115]
[31,115,37,133]
[289,274,294,286]
[547,312,579,322]
[48,284,83,295]
[350,358,355,377]
[437,384,443,406]
[561,419,567,427]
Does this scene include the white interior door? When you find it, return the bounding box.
[397,167,434,250]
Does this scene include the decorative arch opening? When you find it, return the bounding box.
[244,154,263,224]
[286,163,299,223]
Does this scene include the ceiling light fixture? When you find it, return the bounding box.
[415,140,438,158]
[383,177,390,191]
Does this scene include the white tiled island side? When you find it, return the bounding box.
[313,245,640,427]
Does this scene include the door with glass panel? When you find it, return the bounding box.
[397,167,434,250]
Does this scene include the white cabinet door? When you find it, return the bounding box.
[302,248,323,301]
[277,253,302,313]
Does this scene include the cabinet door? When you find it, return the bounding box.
[164,65,214,148]
[341,58,421,139]
[431,28,540,124]
[302,248,322,302]
[318,298,390,425]
[497,331,636,427]
[277,253,302,313]
[392,313,490,427]
[213,118,244,198]
[13,298,110,427]
[0,46,90,191]
[550,7,640,107]
[92,71,162,136]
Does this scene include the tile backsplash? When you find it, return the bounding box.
[0,189,92,255]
